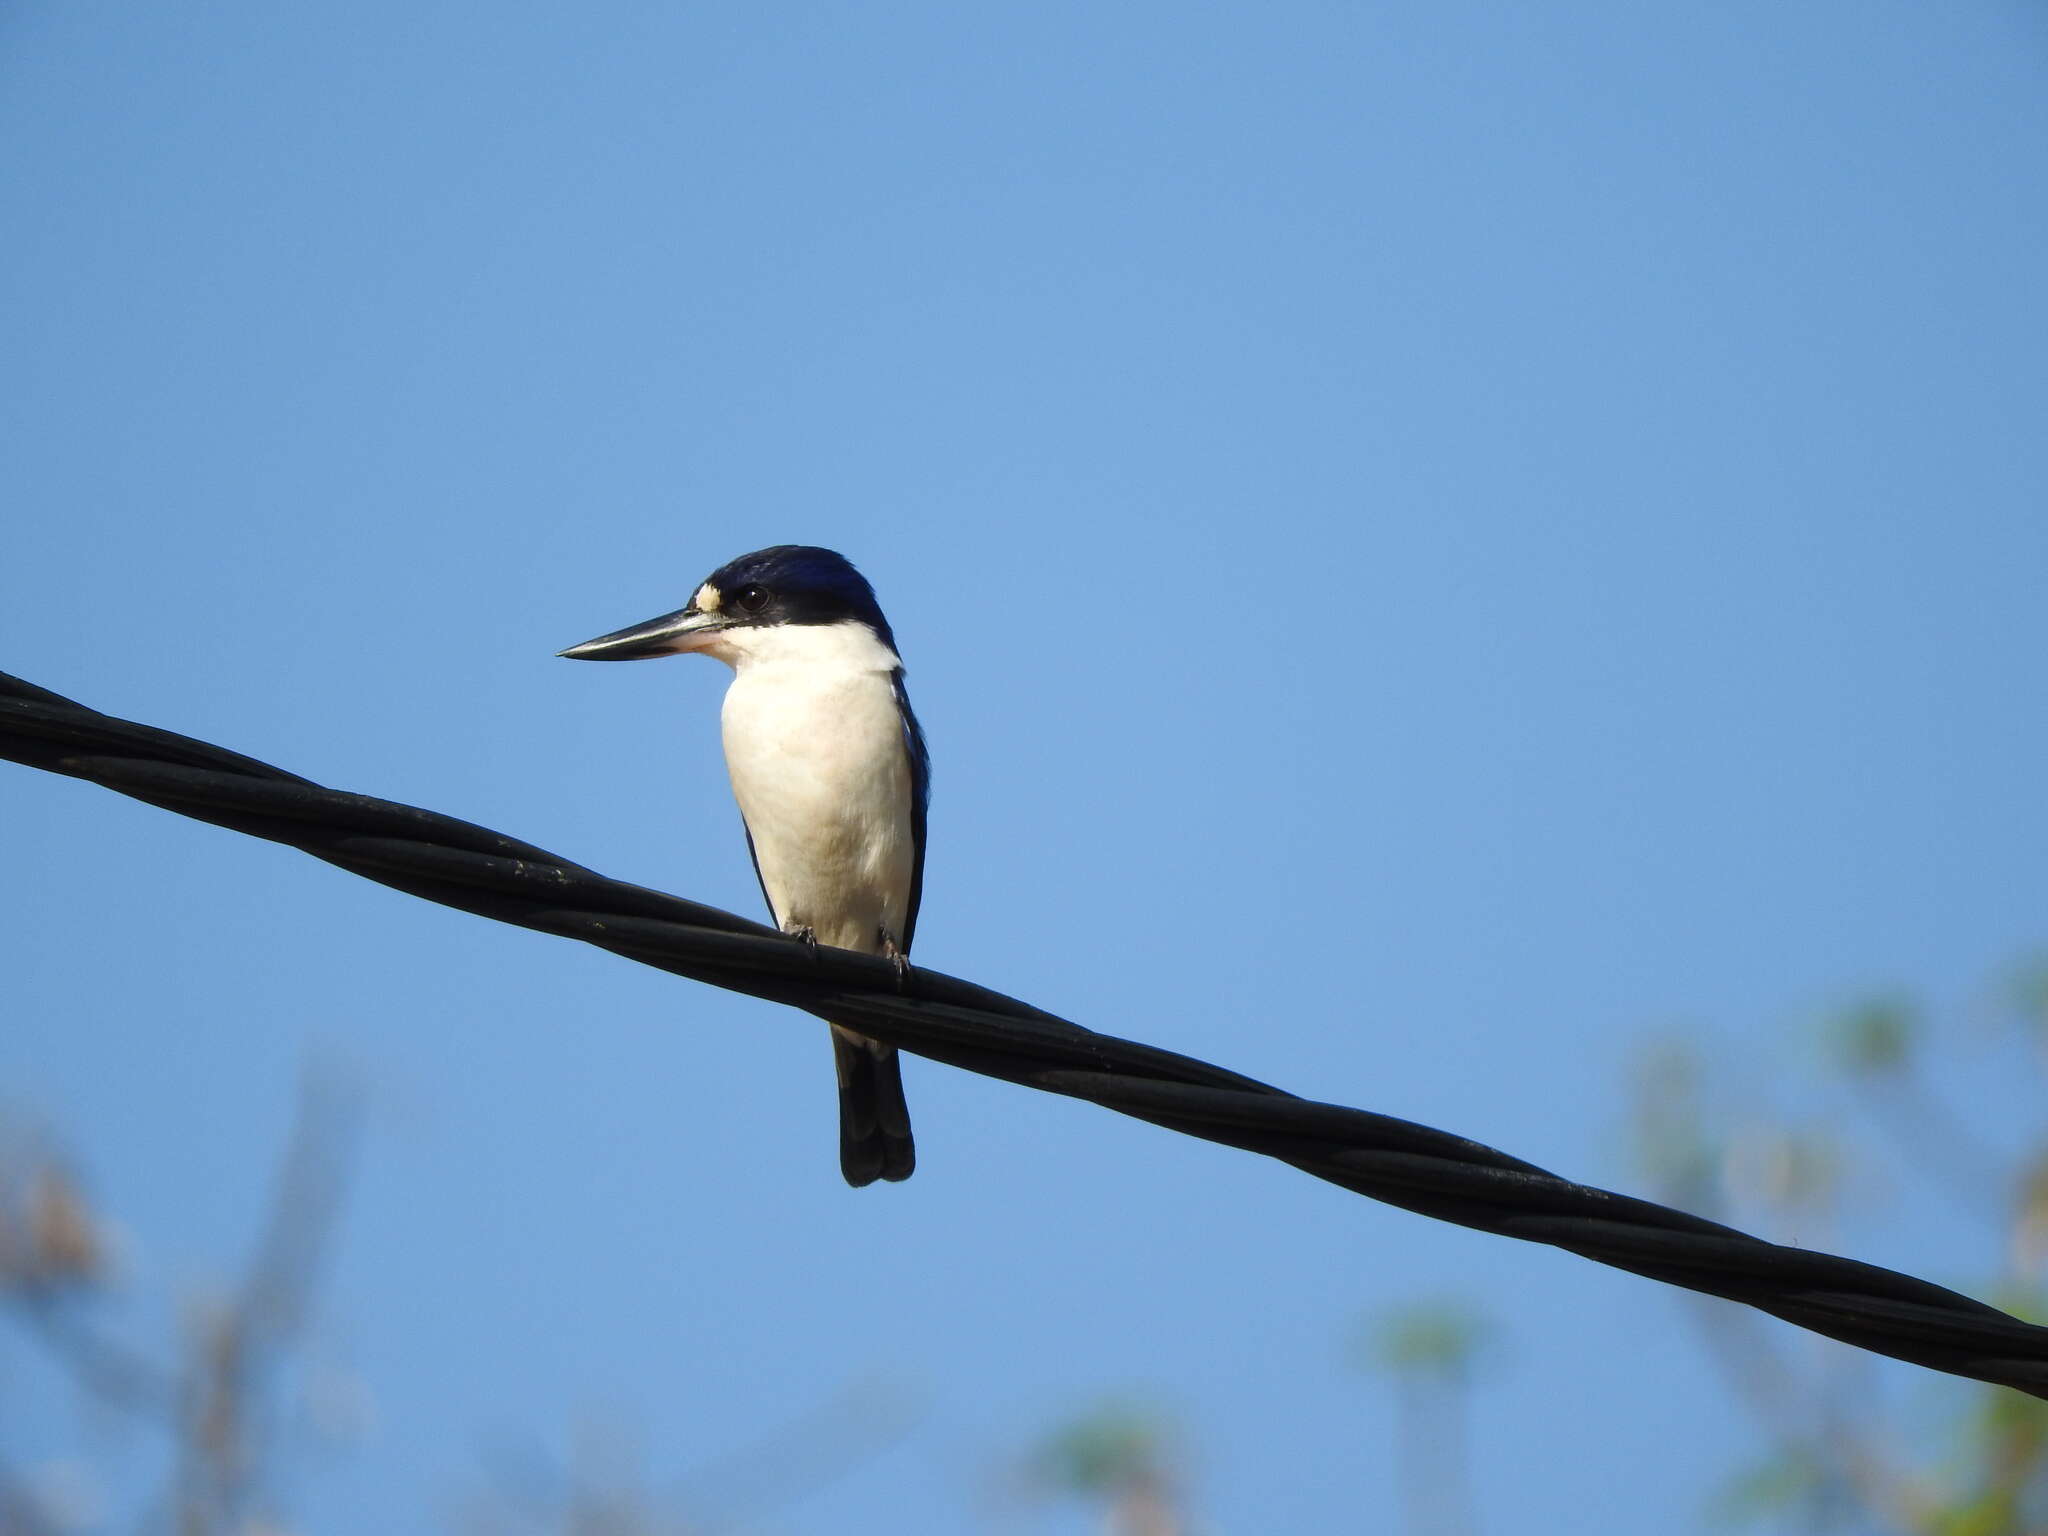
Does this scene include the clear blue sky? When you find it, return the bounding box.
[4,1,2046,1530]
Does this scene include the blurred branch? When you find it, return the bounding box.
[0,1131,181,1418]
[13,1293,180,1419]
[1360,1303,1492,1536]
[676,1375,923,1533]
[1828,996,2005,1219]
[1632,1042,1938,1531]
[171,1068,365,1536]
[1675,1293,1938,1534]
[1,1068,364,1536]
[470,1377,924,1536]
[1631,1013,2048,1534]
[0,1454,67,1536]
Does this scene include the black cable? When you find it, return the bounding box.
[4,670,2043,1397]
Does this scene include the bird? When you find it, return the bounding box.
[558,546,927,1186]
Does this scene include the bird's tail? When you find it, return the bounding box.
[830,1024,915,1187]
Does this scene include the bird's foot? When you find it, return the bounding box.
[880,930,910,991]
[783,924,818,950]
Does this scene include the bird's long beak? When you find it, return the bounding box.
[557,606,728,661]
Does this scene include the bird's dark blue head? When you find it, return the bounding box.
[700,545,900,653]
[558,544,903,663]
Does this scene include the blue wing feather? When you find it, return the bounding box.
[740,821,776,924]
[893,669,930,953]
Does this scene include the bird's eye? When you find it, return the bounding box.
[732,585,770,615]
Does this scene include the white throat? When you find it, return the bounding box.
[699,618,901,676]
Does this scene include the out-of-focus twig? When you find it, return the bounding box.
[468,1377,924,1536]
[0,1068,364,1536]
[170,1068,365,1536]
[1830,996,2006,1220]
[1630,1018,2048,1534]
[1360,1302,1491,1536]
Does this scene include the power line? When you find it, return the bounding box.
[4,669,2043,1397]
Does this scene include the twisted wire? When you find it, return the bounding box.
[4,670,2043,1396]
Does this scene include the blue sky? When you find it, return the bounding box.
[4,1,2046,1530]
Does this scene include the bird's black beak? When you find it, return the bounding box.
[557,606,728,661]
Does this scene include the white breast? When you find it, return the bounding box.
[715,621,916,955]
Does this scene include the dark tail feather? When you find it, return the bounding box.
[831,1026,915,1187]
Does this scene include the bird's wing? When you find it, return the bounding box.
[894,669,931,953]
[740,820,778,927]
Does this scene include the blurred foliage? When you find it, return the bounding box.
[1827,996,1917,1078]
[1707,1449,1828,1529]
[1357,1301,1496,1382]
[1022,1401,1185,1536]
[1031,1403,1166,1495]
[1631,952,2048,1536]
[2009,961,2048,1049]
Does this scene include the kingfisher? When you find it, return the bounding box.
[558,546,927,1186]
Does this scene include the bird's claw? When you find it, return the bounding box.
[881,930,910,991]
